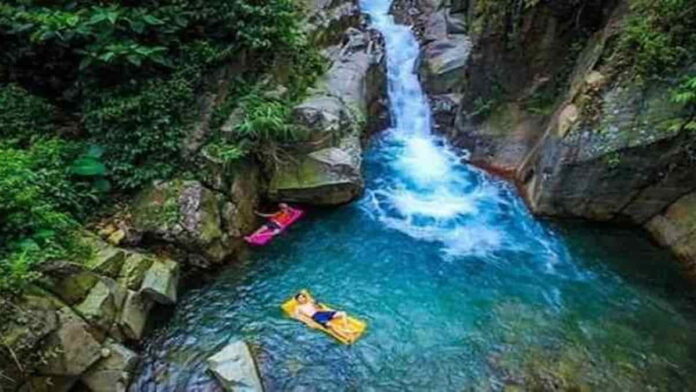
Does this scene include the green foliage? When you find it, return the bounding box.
[0,140,100,293]
[669,75,696,132]
[0,85,55,146]
[672,76,696,106]
[1,0,303,87]
[82,67,197,189]
[0,0,319,294]
[618,0,696,78]
[235,95,306,143]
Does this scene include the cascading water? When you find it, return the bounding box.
[361,0,565,267]
[130,0,696,390]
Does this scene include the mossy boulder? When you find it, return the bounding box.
[82,235,127,278]
[117,252,154,291]
[269,133,364,204]
[132,179,231,263]
[38,260,101,306]
[36,307,104,377]
[267,26,386,205]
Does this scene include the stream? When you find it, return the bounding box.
[130,0,696,390]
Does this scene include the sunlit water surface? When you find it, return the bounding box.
[130,0,696,390]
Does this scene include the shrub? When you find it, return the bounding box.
[0,85,55,146]
[0,139,100,293]
[618,0,696,78]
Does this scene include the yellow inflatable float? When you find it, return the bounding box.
[281,290,367,344]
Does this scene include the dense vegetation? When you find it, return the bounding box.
[615,0,696,130]
[0,0,323,293]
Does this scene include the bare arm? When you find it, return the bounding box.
[254,210,277,218]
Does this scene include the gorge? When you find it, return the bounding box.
[1,0,695,391]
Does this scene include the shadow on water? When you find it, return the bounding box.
[129,0,696,390]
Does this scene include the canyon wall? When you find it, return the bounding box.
[405,0,696,277]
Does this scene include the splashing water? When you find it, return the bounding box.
[129,1,696,391]
[361,0,554,261]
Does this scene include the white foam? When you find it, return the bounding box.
[360,0,573,263]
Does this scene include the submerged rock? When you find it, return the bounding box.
[207,341,264,392]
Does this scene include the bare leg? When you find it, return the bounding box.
[329,312,356,341]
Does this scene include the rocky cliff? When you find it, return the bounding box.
[0,0,387,390]
[407,0,696,277]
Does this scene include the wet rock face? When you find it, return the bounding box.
[268,26,388,205]
[406,0,696,270]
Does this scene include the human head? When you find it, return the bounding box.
[279,202,289,210]
[295,292,308,304]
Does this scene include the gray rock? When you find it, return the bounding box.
[207,341,264,392]
[418,37,471,94]
[117,252,154,291]
[645,192,696,279]
[117,290,153,341]
[75,277,126,333]
[37,307,103,376]
[445,10,467,34]
[81,341,140,392]
[267,27,386,205]
[132,179,230,263]
[268,133,363,205]
[140,258,179,305]
[423,10,448,43]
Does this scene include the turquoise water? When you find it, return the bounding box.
[129,1,696,390]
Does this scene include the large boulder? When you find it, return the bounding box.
[418,37,471,94]
[517,76,696,223]
[132,179,230,263]
[645,192,696,279]
[269,131,363,205]
[36,307,104,377]
[207,341,264,392]
[268,27,386,205]
[81,341,140,392]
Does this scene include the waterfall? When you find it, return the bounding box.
[360,0,564,263]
